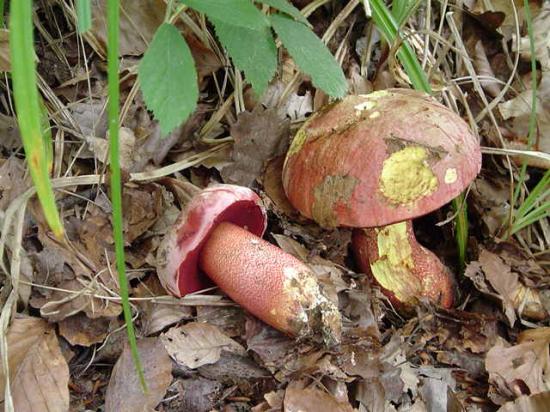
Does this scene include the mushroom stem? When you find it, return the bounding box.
[199,222,341,344]
[352,221,454,309]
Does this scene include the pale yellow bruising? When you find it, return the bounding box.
[380,146,438,205]
[359,90,390,99]
[370,222,421,302]
[369,111,380,119]
[286,127,309,158]
[354,100,376,115]
[444,168,458,184]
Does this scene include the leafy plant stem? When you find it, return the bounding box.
[106,0,147,392]
[10,0,64,239]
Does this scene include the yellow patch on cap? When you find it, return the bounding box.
[380,146,438,205]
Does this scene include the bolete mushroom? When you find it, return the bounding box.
[282,89,481,309]
[156,182,341,344]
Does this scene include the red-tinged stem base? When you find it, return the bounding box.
[199,222,341,345]
[352,221,454,309]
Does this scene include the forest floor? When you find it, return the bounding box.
[0,1,549,411]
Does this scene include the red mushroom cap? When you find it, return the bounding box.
[156,185,267,297]
[282,89,482,228]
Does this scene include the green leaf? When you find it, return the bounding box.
[181,0,269,30]
[254,0,307,23]
[270,13,347,98]
[76,0,92,33]
[212,19,277,96]
[138,23,198,136]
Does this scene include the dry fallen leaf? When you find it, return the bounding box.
[105,337,172,412]
[161,322,246,369]
[486,328,550,403]
[134,276,193,336]
[58,313,112,347]
[0,157,29,211]
[221,106,290,187]
[0,29,9,71]
[465,248,547,324]
[90,0,165,56]
[283,386,354,412]
[0,316,70,411]
[498,391,550,412]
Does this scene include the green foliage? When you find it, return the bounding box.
[140,0,347,136]
[138,23,198,136]
[106,0,146,392]
[9,0,63,239]
[76,0,92,33]
[255,0,306,23]
[212,19,277,96]
[270,13,347,98]
[181,0,269,29]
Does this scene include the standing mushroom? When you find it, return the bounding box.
[156,181,341,345]
[282,89,481,309]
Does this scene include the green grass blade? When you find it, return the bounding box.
[76,0,92,33]
[10,0,63,239]
[369,0,431,93]
[106,0,147,392]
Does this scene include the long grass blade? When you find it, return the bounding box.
[106,0,147,392]
[10,0,63,239]
[76,0,92,33]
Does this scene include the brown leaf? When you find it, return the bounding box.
[0,114,20,151]
[90,0,165,56]
[221,106,290,187]
[0,29,9,71]
[498,391,550,412]
[0,157,29,211]
[134,276,193,336]
[105,337,172,412]
[486,328,550,402]
[161,322,246,369]
[0,316,70,411]
[283,387,354,412]
[122,182,165,242]
[465,248,547,324]
[58,313,112,346]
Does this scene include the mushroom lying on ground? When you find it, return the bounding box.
[282,89,481,309]
[156,182,341,345]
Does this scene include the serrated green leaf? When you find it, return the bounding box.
[254,0,307,23]
[181,0,269,30]
[138,23,198,136]
[212,19,276,96]
[270,13,347,98]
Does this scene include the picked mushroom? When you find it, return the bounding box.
[282,89,482,309]
[156,182,341,345]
